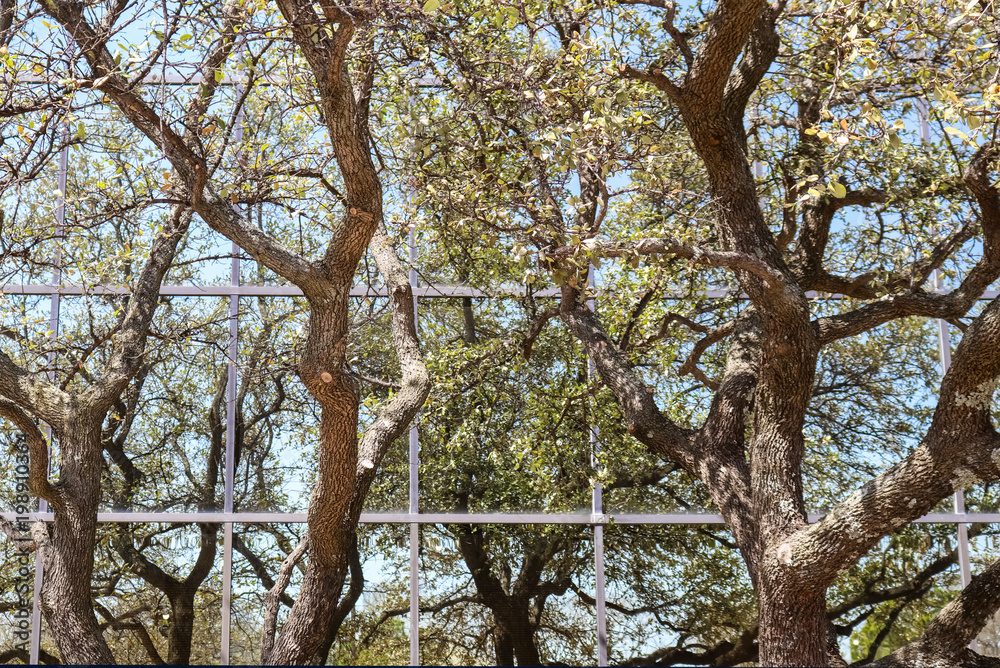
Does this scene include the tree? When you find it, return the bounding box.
[29,0,430,663]
[6,0,1000,665]
[407,0,1000,664]
[0,99,192,668]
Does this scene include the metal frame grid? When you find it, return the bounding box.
[1,91,998,666]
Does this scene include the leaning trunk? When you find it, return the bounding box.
[265,560,348,664]
[264,304,359,663]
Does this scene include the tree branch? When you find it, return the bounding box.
[782,295,1000,591]
[685,0,768,108]
[261,534,310,661]
[872,556,1000,666]
[523,306,560,360]
[551,237,787,290]
[618,64,684,102]
[0,399,61,507]
[349,224,431,525]
[231,532,296,608]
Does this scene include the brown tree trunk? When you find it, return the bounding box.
[265,330,359,663]
[455,525,545,666]
[757,568,829,667]
[505,600,541,666]
[314,533,365,665]
[36,417,115,665]
[266,560,348,664]
[166,591,197,665]
[495,628,515,666]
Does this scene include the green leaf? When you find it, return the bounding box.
[423,0,441,12]
[830,181,847,199]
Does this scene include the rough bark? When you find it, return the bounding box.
[314,533,365,665]
[32,417,115,665]
[868,556,1000,667]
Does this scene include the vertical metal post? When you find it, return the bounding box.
[408,225,420,667]
[593,524,608,666]
[917,99,931,143]
[221,244,240,664]
[221,76,246,663]
[31,130,70,663]
[587,267,608,666]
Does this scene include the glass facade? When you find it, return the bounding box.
[2,76,998,666]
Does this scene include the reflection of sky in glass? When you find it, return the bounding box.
[2,1,999,663]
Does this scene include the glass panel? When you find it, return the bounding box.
[229,523,409,665]
[235,297,312,513]
[804,314,939,512]
[602,463,715,515]
[836,523,959,663]
[334,524,411,666]
[235,295,411,513]
[604,524,752,665]
[965,484,1000,514]
[353,297,409,513]
[0,294,56,376]
[95,297,229,512]
[234,75,336,288]
[419,522,595,665]
[419,299,593,513]
[591,287,738,515]
[166,221,236,287]
[94,522,222,664]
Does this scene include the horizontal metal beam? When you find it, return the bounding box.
[14,73,251,86]
[0,283,563,298]
[5,283,997,301]
[14,73,445,87]
[1,510,997,525]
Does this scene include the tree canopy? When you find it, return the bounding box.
[1,0,1000,665]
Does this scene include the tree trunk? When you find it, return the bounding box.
[504,599,541,666]
[757,566,829,667]
[495,628,514,666]
[265,559,348,664]
[264,327,358,664]
[166,590,197,665]
[36,417,115,664]
[314,534,365,665]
